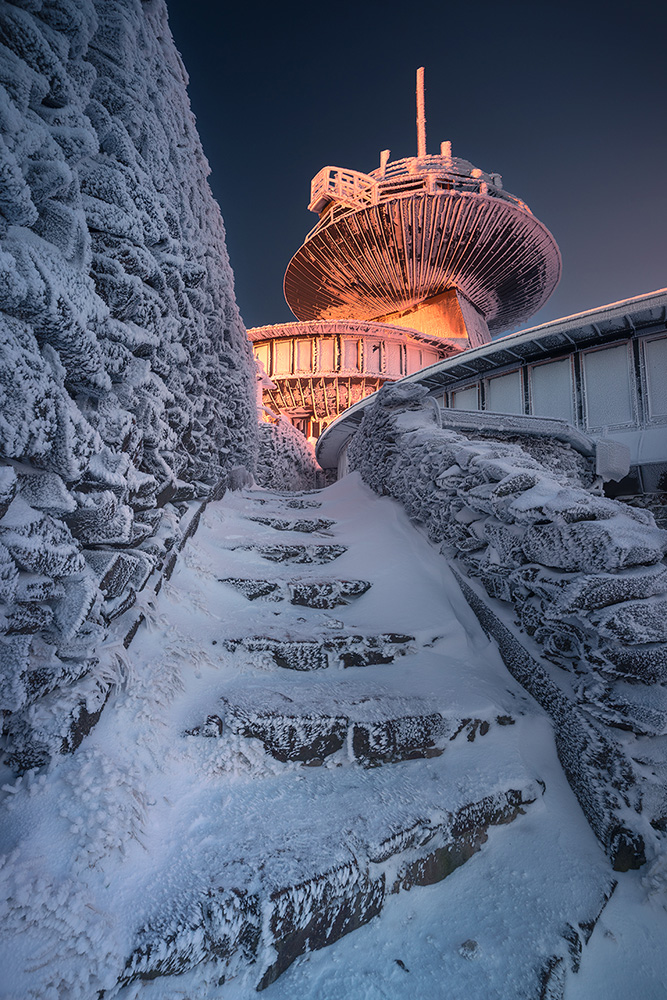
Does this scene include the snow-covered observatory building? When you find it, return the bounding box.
[249,69,561,439]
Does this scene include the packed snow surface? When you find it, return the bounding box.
[1,474,666,998]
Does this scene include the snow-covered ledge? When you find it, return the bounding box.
[347,382,667,871]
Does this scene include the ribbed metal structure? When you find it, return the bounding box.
[261,375,386,424]
[250,317,458,434]
[285,183,561,333]
[248,318,454,351]
[258,72,563,437]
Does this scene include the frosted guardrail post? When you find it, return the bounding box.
[379,148,390,178]
[416,67,426,159]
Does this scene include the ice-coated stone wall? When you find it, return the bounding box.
[348,382,667,868]
[256,416,323,491]
[0,0,258,769]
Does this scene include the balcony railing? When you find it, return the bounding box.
[309,167,377,214]
[304,157,531,242]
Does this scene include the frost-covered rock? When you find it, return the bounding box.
[348,381,667,866]
[0,0,258,768]
[256,416,322,491]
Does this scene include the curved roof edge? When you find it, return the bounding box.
[407,287,667,392]
[316,287,667,470]
[247,317,464,352]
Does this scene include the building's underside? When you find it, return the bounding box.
[284,188,561,333]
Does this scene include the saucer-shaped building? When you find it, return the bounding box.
[250,70,561,439]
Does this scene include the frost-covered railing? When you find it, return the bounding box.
[347,382,667,871]
[309,167,377,214]
[305,155,532,240]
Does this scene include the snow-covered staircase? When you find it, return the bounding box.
[1,475,618,1000]
[104,478,614,997]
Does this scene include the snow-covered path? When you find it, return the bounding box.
[4,473,664,999]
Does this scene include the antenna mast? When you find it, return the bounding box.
[416,67,426,158]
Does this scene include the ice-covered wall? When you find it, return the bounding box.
[256,416,323,491]
[0,0,258,769]
[348,383,667,869]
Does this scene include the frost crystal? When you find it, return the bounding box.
[0,0,258,767]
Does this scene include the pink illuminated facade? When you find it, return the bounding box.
[250,69,561,439]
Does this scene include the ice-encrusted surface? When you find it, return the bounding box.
[256,415,323,491]
[348,382,667,870]
[1,477,636,999]
[0,0,258,767]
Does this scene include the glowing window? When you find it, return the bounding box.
[366,340,382,374]
[529,358,574,423]
[295,339,313,372]
[385,342,403,375]
[583,344,634,428]
[274,340,292,374]
[342,339,359,371]
[406,347,421,374]
[255,343,269,374]
[319,338,335,371]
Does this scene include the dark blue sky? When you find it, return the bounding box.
[166,0,666,333]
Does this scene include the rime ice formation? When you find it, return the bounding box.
[348,382,667,870]
[0,477,625,998]
[256,415,323,491]
[0,0,258,769]
[2,6,667,998]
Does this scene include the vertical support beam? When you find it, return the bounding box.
[379,148,390,177]
[416,67,426,159]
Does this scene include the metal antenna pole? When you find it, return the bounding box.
[416,67,426,158]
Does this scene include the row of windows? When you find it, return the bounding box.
[255,337,440,379]
[445,336,667,430]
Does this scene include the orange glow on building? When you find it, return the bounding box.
[250,69,561,440]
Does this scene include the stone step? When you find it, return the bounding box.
[119,784,538,992]
[235,543,347,564]
[222,633,416,671]
[244,497,322,510]
[219,577,371,608]
[247,516,335,533]
[185,684,513,767]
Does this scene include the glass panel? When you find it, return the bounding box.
[295,339,313,372]
[529,358,574,422]
[583,344,633,427]
[406,347,421,374]
[452,386,479,410]
[385,342,403,375]
[255,343,269,374]
[645,338,667,418]
[365,339,382,373]
[421,349,438,367]
[486,370,523,414]
[342,339,359,370]
[319,338,335,371]
[274,340,292,374]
